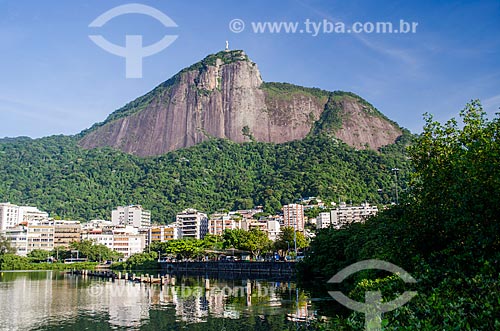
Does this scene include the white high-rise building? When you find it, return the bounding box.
[177,209,208,240]
[0,203,20,230]
[283,204,305,232]
[111,205,151,228]
[316,212,332,229]
[0,203,48,230]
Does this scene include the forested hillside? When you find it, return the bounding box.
[0,133,411,222]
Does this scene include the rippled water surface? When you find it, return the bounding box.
[0,271,337,330]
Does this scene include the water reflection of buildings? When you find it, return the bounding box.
[105,283,151,328]
[0,272,82,330]
[158,281,240,323]
[0,273,315,329]
[154,278,314,324]
[0,272,153,330]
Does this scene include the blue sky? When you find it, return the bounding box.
[0,0,499,138]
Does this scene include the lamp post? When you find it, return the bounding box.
[391,168,400,205]
[293,219,297,260]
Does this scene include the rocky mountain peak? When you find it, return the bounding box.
[78,50,402,156]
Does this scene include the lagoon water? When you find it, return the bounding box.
[0,271,337,330]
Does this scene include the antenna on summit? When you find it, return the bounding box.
[225,40,229,51]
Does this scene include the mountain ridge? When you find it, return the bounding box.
[78,50,403,156]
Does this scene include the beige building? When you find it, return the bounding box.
[53,220,81,248]
[82,227,146,259]
[27,221,55,253]
[150,224,179,243]
[283,204,305,232]
[208,215,240,236]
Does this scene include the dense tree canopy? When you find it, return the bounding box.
[0,134,411,223]
[69,240,122,262]
[274,226,308,257]
[300,101,500,330]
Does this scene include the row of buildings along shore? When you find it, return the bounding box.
[0,199,378,259]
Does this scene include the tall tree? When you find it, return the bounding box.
[274,226,308,257]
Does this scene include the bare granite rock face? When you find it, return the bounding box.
[79,50,402,156]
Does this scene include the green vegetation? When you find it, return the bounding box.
[222,228,272,258]
[66,240,122,262]
[0,134,410,223]
[299,101,500,330]
[261,82,402,137]
[0,253,97,271]
[112,251,159,271]
[184,50,249,72]
[0,238,117,270]
[311,95,344,134]
[261,82,330,101]
[273,226,308,257]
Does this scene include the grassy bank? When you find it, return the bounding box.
[0,254,98,271]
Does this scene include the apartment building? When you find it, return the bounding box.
[27,221,55,253]
[208,214,240,236]
[0,202,20,230]
[82,226,146,259]
[19,206,49,224]
[150,224,180,243]
[53,220,81,248]
[177,209,208,240]
[266,220,281,241]
[1,203,49,231]
[81,229,114,250]
[283,204,305,232]
[316,212,332,229]
[112,227,146,259]
[111,205,151,228]
[330,202,378,229]
[2,226,28,256]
